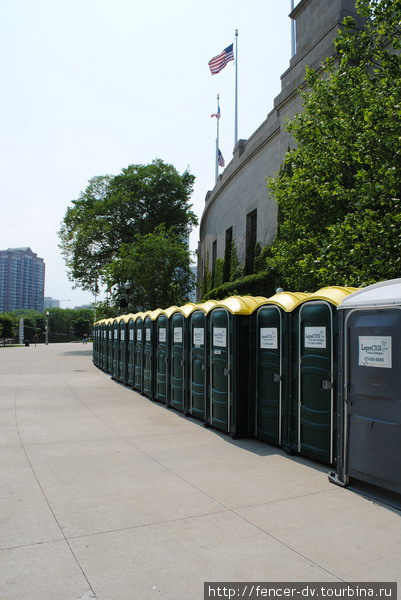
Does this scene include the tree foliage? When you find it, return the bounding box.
[0,314,17,339]
[267,0,401,290]
[106,224,196,311]
[59,159,197,295]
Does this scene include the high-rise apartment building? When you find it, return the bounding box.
[0,247,45,312]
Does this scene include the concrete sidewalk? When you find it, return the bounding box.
[0,343,400,600]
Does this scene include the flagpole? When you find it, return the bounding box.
[215,94,220,182]
[291,1,296,57]
[234,29,238,146]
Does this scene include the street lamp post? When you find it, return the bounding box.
[124,280,132,312]
[45,311,50,345]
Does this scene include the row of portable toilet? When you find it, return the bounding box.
[93,281,401,499]
[93,286,357,467]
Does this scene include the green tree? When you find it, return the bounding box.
[0,314,17,342]
[72,316,92,339]
[106,225,196,311]
[47,308,94,340]
[10,310,45,341]
[267,0,401,290]
[59,159,197,293]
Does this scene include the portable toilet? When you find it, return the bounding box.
[208,296,262,437]
[188,300,218,421]
[133,313,146,393]
[329,279,401,496]
[126,314,138,387]
[111,316,121,381]
[92,320,100,366]
[112,316,124,380]
[100,320,109,371]
[290,286,358,465]
[95,321,102,367]
[154,306,178,405]
[250,292,309,448]
[118,315,130,384]
[168,303,198,413]
[143,309,161,399]
[106,318,114,374]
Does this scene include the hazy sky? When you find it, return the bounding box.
[1,1,297,308]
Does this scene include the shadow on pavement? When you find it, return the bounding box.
[60,349,93,356]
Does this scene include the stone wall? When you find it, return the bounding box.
[197,0,359,299]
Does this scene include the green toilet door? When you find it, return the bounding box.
[210,308,230,432]
[298,301,334,464]
[112,322,119,379]
[107,326,113,374]
[102,327,107,371]
[256,305,283,445]
[119,321,126,383]
[134,319,143,392]
[127,320,135,386]
[143,317,152,397]
[171,313,184,411]
[190,311,206,420]
[156,315,168,403]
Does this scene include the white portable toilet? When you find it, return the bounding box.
[330,279,401,496]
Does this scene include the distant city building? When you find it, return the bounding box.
[73,304,92,310]
[0,247,45,312]
[188,265,197,302]
[44,297,60,309]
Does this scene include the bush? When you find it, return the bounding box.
[202,270,280,301]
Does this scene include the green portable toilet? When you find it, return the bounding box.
[127,314,137,387]
[133,313,146,393]
[329,280,401,496]
[100,320,108,371]
[92,320,99,366]
[118,315,129,384]
[112,317,122,380]
[291,286,358,465]
[95,321,102,367]
[188,300,218,421]
[251,292,309,448]
[154,306,178,404]
[168,303,198,413]
[143,309,161,399]
[208,296,262,437]
[106,318,114,374]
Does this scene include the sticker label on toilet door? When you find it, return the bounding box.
[304,327,326,348]
[260,327,278,349]
[174,327,182,343]
[359,336,392,368]
[193,328,204,347]
[213,327,226,347]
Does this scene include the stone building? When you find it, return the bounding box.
[197,0,359,298]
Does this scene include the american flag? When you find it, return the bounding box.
[208,43,234,75]
[218,149,225,167]
[211,105,221,119]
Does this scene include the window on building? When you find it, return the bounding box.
[245,209,257,274]
[211,240,217,288]
[223,227,233,282]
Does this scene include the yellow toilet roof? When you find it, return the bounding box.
[298,286,359,307]
[252,292,311,313]
[210,295,264,315]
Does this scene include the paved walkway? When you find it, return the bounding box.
[0,343,400,600]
